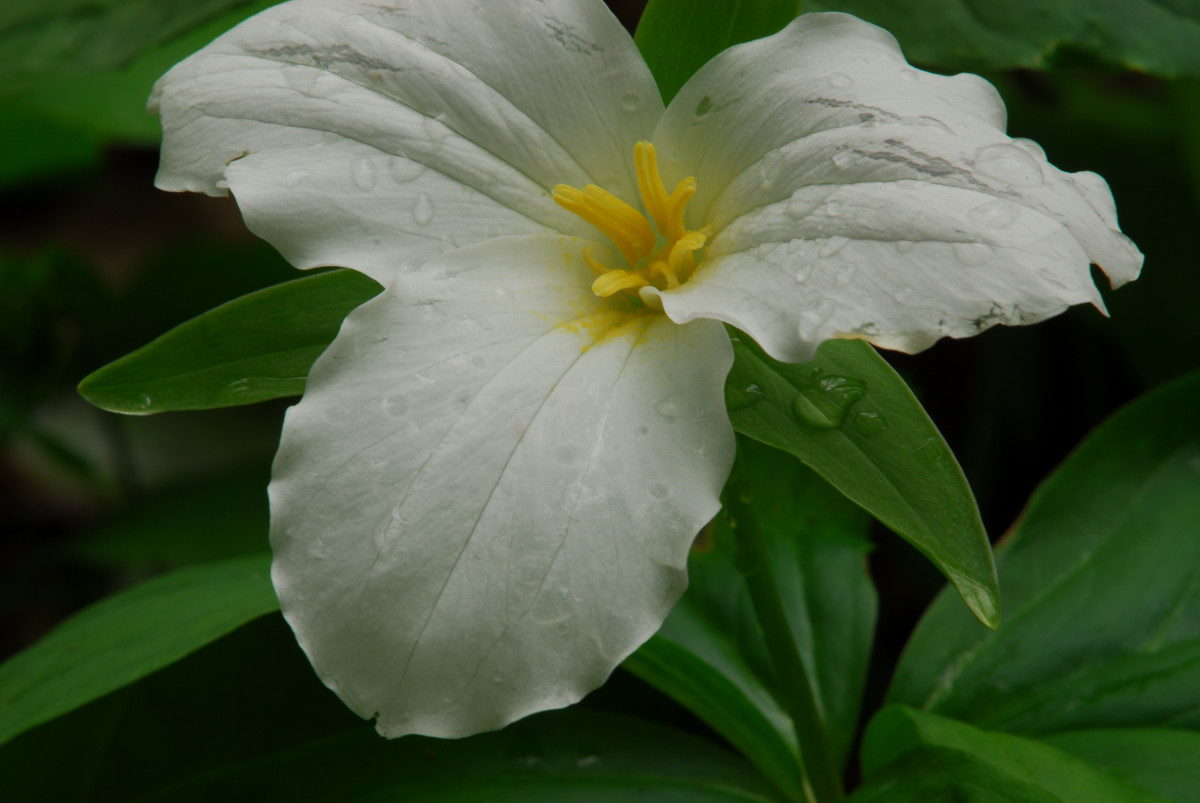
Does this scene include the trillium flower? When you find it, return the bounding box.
[152,0,1142,738]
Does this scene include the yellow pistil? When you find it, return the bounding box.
[554,141,710,300]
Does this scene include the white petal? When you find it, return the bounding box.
[270,234,734,738]
[152,0,662,281]
[651,12,1142,361]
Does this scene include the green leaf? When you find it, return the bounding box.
[1046,728,1200,802]
[1,616,777,801]
[888,370,1200,734]
[138,711,780,802]
[852,707,1157,802]
[634,0,801,103]
[2,0,280,145]
[0,554,277,747]
[807,0,1200,78]
[626,439,876,799]
[727,334,998,627]
[78,269,381,415]
[0,0,257,82]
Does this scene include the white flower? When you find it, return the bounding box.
[151,0,1142,738]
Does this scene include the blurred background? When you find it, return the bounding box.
[1,0,1195,787]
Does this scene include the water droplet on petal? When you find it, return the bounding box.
[828,71,854,88]
[852,411,888,435]
[1010,137,1046,161]
[914,116,952,134]
[694,95,713,118]
[787,194,819,220]
[285,169,310,187]
[794,264,811,283]
[654,398,680,421]
[952,242,992,266]
[422,113,450,144]
[389,158,426,183]
[620,92,641,112]
[412,192,435,226]
[819,236,849,258]
[832,150,855,169]
[352,156,376,191]
[648,483,669,500]
[974,143,1044,188]
[284,66,318,94]
[382,394,409,417]
[968,200,1018,229]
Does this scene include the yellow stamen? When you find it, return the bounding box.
[592,269,650,297]
[556,141,710,299]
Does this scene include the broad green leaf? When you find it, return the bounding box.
[0,617,361,801]
[889,370,1200,734]
[1046,729,1200,802]
[634,0,801,103]
[1,617,776,802]
[79,269,380,415]
[0,0,258,82]
[3,0,280,144]
[727,335,998,627]
[808,0,1200,78]
[138,711,779,802]
[852,707,1157,802]
[626,439,876,799]
[0,554,276,747]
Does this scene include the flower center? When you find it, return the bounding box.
[553,142,710,301]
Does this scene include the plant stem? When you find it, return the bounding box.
[727,493,843,803]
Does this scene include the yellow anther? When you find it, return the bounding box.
[592,269,650,297]
[664,178,697,243]
[557,141,708,300]
[635,141,672,237]
[668,231,706,274]
[553,184,653,267]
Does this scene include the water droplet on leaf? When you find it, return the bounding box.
[791,374,866,429]
[852,411,888,435]
[725,383,766,411]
